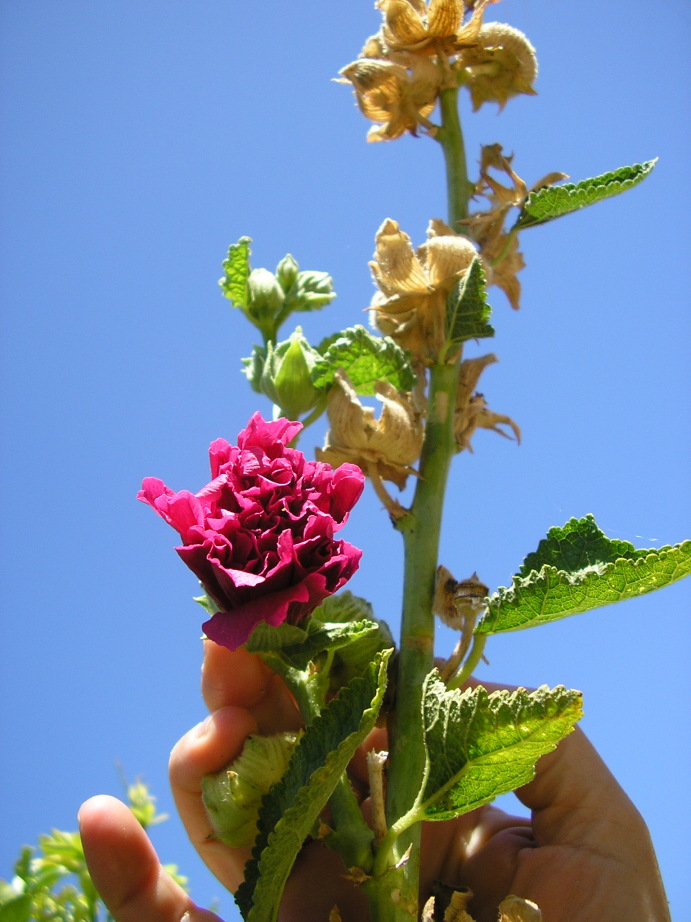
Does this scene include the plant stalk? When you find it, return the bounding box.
[372,79,471,920]
[436,84,470,228]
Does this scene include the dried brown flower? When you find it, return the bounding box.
[316,369,423,513]
[370,217,479,359]
[338,54,440,141]
[466,145,567,309]
[455,353,520,450]
[376,0,489,57]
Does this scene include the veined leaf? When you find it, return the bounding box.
[284,270,335,313]
[312,325,416,395]
[420,676,582,820]
[476,514,691,634]
[312,590,374,624]
[235,650,391,922]
[219,236,252,307]
[514,160,656,229]
[244,618,382,670]
[445,258,494,349]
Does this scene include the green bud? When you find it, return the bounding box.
[246,268,285,340]
[260,329,322,418]
[276,254,300,293]
[202,731,301,848]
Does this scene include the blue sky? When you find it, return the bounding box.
[1,1,690,919]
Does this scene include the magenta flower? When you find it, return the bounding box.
[138,413,364,650]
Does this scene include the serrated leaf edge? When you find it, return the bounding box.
[477,539,691,634]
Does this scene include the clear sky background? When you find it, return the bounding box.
[1,1,690,919]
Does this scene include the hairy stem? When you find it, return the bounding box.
[374,79,471,920]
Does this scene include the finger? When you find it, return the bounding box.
[461,679,627,847]
[79,795,221,922]
[201,643,271,711]
[515,726,644,850]
[170,704,258,892]
[446,805,534,914]
[201,641,301,734]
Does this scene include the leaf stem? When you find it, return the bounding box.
[447,633,487,690]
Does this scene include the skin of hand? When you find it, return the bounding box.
[79,643,671,922]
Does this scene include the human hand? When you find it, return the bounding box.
[80,645,670,922]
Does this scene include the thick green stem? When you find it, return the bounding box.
[436,85,470,229]
[371,78,472,921]
[381,363,460,918]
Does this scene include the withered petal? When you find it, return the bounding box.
[378,0,429,48]
[372,219,431,294]
[428,0,465,39]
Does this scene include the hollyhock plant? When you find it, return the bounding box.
[138,412,364,650]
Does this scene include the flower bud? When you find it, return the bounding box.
[276,253,299,293]
[246,267,286,339]
[202,731,301,848]
[260,329,322,419]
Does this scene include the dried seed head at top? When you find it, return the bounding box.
[458,22,538,111]
[376,0,488,56]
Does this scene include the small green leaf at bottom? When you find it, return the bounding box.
[420,676,582,821]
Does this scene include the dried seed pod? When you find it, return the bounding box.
[459,22,538,111]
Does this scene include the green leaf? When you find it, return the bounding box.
[445,258,494,350]
[312,325,416,395]
[476,514,691,634]
[244,617,383,671]
[219,236,252,308]
[240,345,267,394]
[312,590,374,624]
[420,676,582,820]
[235,650,391,922]
[514,160,656,230]
[0,895,32,922]
[283,270,336,314]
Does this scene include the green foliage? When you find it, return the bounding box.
[312,325,416,395]
[419,676,582,821]
[514,160,657,229]
[444,258,494,353]
[312,590,375,624]
[275,268,335,326]
[219,236,252,308]
[235,651,391,922]
[219,236,335,344]
[476,515,691,634]
[244,616,386,672]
